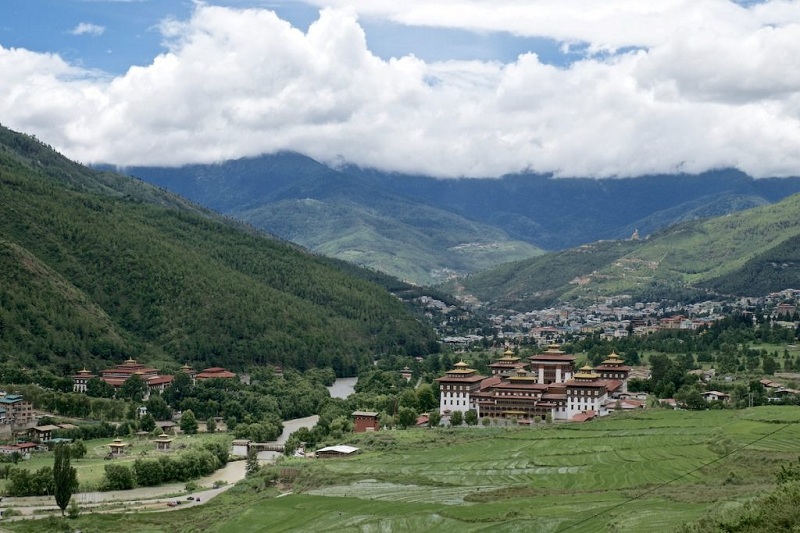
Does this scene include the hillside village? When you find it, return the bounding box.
[437,288,800,347]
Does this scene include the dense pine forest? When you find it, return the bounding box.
[0,125,438,379]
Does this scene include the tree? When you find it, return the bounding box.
[54,443,78,516]
[464,409,478,426]
[245,447,260,477]
[103,464,135,490]
[398,389,419,411]
[180,409,198,434]
[206,417,217,433]
[397,406,417,429]
[415,383,438,412]
[146,395,172,421]
[119,374,148,402]
[450,410,463,427]
[428,410,441,427]
[140,413,156,433]
[70,440,87,460]
[86,377,115,398]
[165,371,193,406]
[763,355,779,375]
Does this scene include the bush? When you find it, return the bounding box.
[102,464,135,490]
[67,500,80,519]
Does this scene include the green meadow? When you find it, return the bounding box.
[5,407,800,532]
[0,433,231,492]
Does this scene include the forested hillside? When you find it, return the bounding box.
[115,154,542,285]
[457,193,800,310]
[0,125,437,378]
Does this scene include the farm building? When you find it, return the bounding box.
[316,445,359,458]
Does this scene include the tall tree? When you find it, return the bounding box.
[119,374,148,402]
[180,409,198,434]
[53,442,78,516]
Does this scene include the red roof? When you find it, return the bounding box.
[479,376,503,390]
[571,411,597,422]
[493,382,549,390]
[147,375,174,385]
[196,368,237,379]
[529,354,577,362]
[436,375,485,383]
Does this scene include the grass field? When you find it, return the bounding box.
[4,407,800,532]
[0,432,232,491]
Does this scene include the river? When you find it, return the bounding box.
[327,376,357,399]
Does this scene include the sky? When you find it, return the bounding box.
[1,0,800,178]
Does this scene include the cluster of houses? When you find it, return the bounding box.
[72,359,237,399]
[442,289,800,348]
[436,345,641,423]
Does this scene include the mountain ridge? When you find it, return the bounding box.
[120,154,800,285]
[455,192,800,310]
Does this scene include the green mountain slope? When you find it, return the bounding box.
[0,126,437,376]
[116,154,543,286]
[458,193,800,310]
[237,196,541,285]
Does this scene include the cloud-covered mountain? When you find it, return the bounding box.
[122,154,800,286]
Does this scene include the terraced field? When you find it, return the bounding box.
[217,407,800,533]
[5,407,800,532]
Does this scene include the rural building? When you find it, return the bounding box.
[315,445,359,458]
[352,411,380,433]
[702,391,730,403]
[0,442,38,456]
[30,424,60,441]
[0,395,34,426]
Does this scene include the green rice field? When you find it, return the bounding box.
[5,406,800,532]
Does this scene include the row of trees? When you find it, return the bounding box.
[102,443,227,490]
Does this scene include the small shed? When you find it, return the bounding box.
[154,433,173,452]
[315,445,360,458]
[109,438,127,457]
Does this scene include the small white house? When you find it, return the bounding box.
[701,391,730,403]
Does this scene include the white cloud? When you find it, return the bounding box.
[69,22,106,36]
[1,2,800,178]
